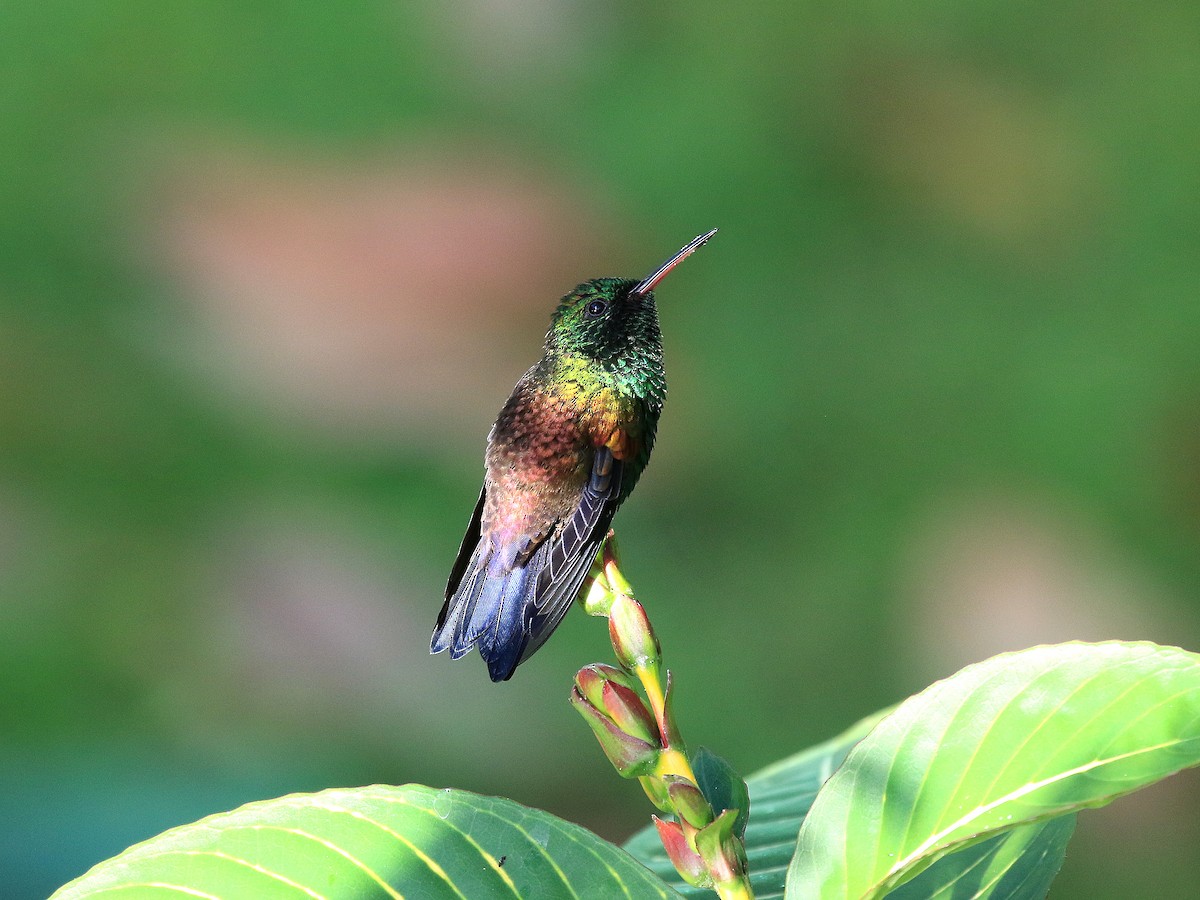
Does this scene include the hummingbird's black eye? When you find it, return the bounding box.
[584,299,608,319]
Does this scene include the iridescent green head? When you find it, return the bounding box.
[545,230,717,366]
[547,277,653,363]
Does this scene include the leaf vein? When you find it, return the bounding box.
[879,735,1200,891]
[100,848,326,898]
[219,824,403,900]
[365,791,522,898]
[279,799,468,900]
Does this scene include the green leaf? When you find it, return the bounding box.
[53,784,684,900]
[692,746,751,839]
[626,711,885,899]
[787,641,1200,899]
[885,815,1075,900]
[628,709,1070,900]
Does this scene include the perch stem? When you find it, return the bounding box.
[575,532,754,900]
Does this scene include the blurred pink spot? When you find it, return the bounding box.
[155,147,614,439]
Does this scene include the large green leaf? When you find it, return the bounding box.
[53,784,684,899]
[787,641,1200,899]
[626,711,1073,900]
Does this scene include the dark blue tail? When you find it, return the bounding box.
[431,543,535,682]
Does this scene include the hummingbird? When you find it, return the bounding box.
[431,230,717,682]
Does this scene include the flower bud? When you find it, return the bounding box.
[639,775,674,813]
[573,665,659,747]
[608,594,661,672]
[601,680,659,746]
[694,808,748,885]
[652,816,710,888]
[570,687,659,778]
[663,776,712,830]
[574,664,635,709]
[601,538,634,598]
[581,559,615,617]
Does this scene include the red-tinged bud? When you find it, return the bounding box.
[653,816,711,888]
[589,663,639,691]
[601,680,659,746]
[664,776,712,830]
[573,666,609,710]
[609,594,660,672]
[570,687,659,778]
[574,665,656,747]
[694,808,748,885]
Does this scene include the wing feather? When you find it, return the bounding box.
[444,486,486,602]
[514,449,624,667]
[432,448,628,680]
[432,486,487,651]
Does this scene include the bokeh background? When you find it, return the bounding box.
[4,2,1200,896]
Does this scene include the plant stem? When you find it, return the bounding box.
[576,532,755,900]
[636,663,671,743]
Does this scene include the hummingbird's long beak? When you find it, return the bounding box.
[631,228,718,297]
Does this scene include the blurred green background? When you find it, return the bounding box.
[4,1,1200,896]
